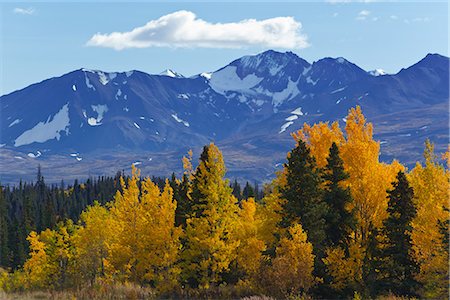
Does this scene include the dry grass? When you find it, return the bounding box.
[1,282,155,300]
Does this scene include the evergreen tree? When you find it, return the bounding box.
[322,142,356,248]
[362,224,382,298]
[254,182,262,201]
[0,185,9,267]
[379,171,419,296]
[177,174,192,227]
[242,182,255,199]
[231,179,242,201]
[280,139,329,298]
[280,139,328,255]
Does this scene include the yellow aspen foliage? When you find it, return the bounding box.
[183,149,195,180]
[256,187,285,248]
[42,222,76,289]
[107,165,181,289]
[268,223,317,297]
[408,140,449,298]
[72,202,113,285]
[340,106,404,241]
[107,166,142,281]
[236,198,266,280]
[293,121,345,168]
[182,143,240,289]
[292,107,403,242]
[323,242,364,291]
[138,179,181,292]
[23,221,76,289]
[23,231,50,289]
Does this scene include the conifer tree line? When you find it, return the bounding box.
[0,106,448,299]
[0,169,262,271]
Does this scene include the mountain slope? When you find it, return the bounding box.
[1,50,448,183]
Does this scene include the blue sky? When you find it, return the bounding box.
[1,1,448,95]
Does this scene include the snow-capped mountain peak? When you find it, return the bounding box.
[159,69,184,78]
[229,50,310,77]
[0,51,448,183]
[368,69,387,76]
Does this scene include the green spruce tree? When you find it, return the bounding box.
[322,142,356,248]
[242,182,255,200]
[280,139,329,293]
[0,185,9,267]
[379,171,419,297]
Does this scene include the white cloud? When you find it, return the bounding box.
[86,10,309,50]
[13,7,35,15]
[356,10,371,21]
[390,15,398,20]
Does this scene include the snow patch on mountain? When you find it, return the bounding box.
[302,66,311,76]
[160,69,184,78]
[279,121,294,134]
[88,104,108,126]
[368,69,387,76]
[82,69,116,85]
[133,122,140,129]
[27,151,42,158]
[209,66,263,95]
[98,72,109,85]
[69,153,82,161]
[291,107,304,116]
[253,99,265,107]
[14,103,70,147]
[171,114,190,127]
[8,119,22,127]
[72,85,77,91]
[237,95,247,103]
[306,76,319,86]
[331,86,347,94]
[200,72,212,80]
[115,89,122,100]
[285,115,298,121]
[272,78,300,107]
[269,65,283,76]
[85,75,96,91]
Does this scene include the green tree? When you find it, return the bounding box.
[379,171,419,297]
[280,139,328,262]
[242,182,255,200]
[231,179,242,201]
[0,185,9,267]
[173,173,191,228]
[322,142,356,248]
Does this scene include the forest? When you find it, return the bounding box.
[0,106,448,299]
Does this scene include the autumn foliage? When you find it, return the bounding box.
[0,106,448,299]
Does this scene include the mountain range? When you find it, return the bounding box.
[1,50,448,184]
